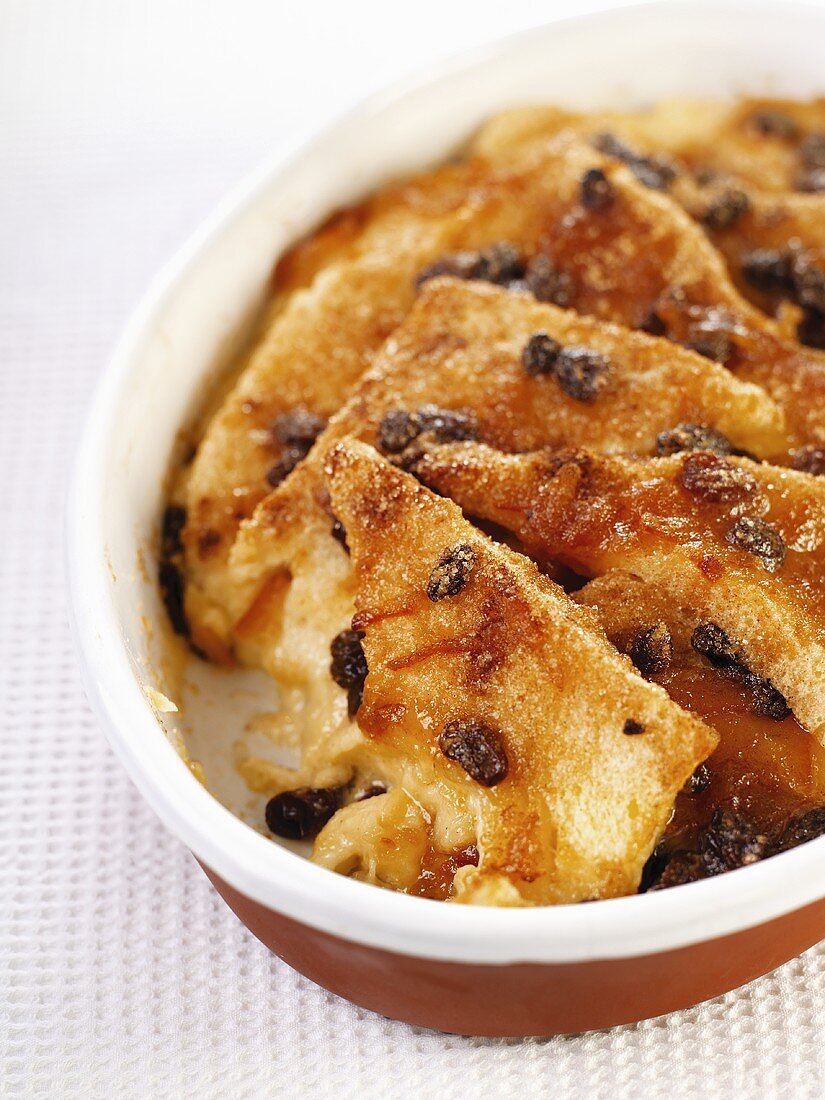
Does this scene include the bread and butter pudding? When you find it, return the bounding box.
[160,97,825,906]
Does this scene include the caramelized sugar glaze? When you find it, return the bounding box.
[163,97,825,904]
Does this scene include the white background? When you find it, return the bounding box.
[2,1,825,1096]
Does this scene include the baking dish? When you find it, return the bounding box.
[67,0,825,1035]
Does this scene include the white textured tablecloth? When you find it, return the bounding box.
[2,1,825,1095]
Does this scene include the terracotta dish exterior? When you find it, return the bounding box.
[68,1,825,1036]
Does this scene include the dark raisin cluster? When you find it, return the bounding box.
[376,404,478,465]
[629,621,673,677]
[439,718,509,787]
[771,806,825,853]
[739,113,825,186]
[684,762,711,796]
[741,246,825,348]
[265,407,326,488]
[522,332,610,401]
[701,188,750,231]
[415,242,574,307]
[330,628,368,719]
[265,787,342,840]
[158,504,191,640]
[426,542,476,602]
[691,622,790,721]
[642,805,770,892]
[592,132,678,190]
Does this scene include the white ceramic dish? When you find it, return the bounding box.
[68,0,825,1035]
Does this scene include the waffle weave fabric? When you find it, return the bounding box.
[2,2,824,1097]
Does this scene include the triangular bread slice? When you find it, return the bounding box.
[319,440,716,904]
[414,442,825,740]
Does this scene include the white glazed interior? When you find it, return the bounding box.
[68,1,825,964]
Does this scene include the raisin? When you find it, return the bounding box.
[330,516,349,553]
[685,330,734,364]
[159,560,189,638]
[790,444,825,476]
[656,423,733,457]
[685,761,712,796]
[798,309,825,349]
[623,718,645,735]
[271,408,325,449]
[691,621,738,666]
[415,251,481,286]
[771,806,825,853]
[330,629,368,719]
[638,843,671,892]
[415,243,524,289]
[161,504,187,559]
[648,849,707,891]
[592,133,677,190]
[631,155,678,191]
[376,409,420,454]
[522,331,561,376]
[426,542,475,601]
[748,109,798,138]
[265,448,304,487]
[554,346,610,401]
[742,247,825,313]
[691,622,791,722]
[726,516,786,572]
[790,252,825,314]
[474,242,524,284]
[376,406,477,456]
[741,248,792,292]
[800,133,825,168]
[439,719,508,786]
[640,309,668,337]
[681,452,757,503]
[702,188,750,230]
[580,167,615,211]
[265,787,341,840]
[629,621,673,677]
[745,675,791,721]
[416,405,478,444]
[264,409,325,487]
[702,807,768,875]
[522,255,573,306]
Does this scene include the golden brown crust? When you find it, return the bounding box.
[472,97,825,192]
[224,276,790,650]
[167,97,825,906]
[181,128,825,658]
[471,100,825,327]
[414,442,825,739]
[323,440,716,904]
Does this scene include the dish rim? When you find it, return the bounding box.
[67,0,825,965]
